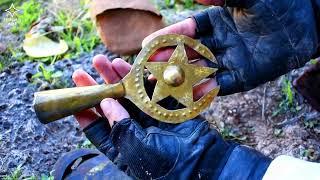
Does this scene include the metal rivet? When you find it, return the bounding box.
[182,112,186,117]
[135,84,140,88]
[135,78,139,82]
[193,107,197,111]
[162,39,167,43]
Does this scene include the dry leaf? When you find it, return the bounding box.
[23,33,68,58]
[90,0,162,19]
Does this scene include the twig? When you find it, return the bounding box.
[274,111,320,128]
[261,84,267,123]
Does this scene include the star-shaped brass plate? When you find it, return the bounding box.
[145,42,216,107]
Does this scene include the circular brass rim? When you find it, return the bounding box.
[125,34,220,124]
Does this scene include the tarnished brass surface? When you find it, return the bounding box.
[33,34,219,124]
[34,83,125,123]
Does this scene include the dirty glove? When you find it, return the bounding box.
[74,55,272,179]
[84,115,272,179]
[193,0,319,95]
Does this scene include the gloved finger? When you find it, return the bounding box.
[110,118,177,179]
[200,37,225,53]
[142,18,197,47]
[83,118,119,161]
[111,58,131,78]
[72,69,101,129]
[93,54,121,84]
[216,70,242,96]
[100,98,130,127]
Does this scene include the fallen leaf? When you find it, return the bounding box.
[23,33,68,58]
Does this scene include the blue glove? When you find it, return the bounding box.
[194,0,319,95]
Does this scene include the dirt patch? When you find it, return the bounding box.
[204,74,320,161]
[0,45,118,177]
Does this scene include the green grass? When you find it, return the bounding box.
[0,62,3,71]
[53,10,100,58]
[0,0,23,9]
[3,164,54,180]
[11,0,43,34]
[1,0,100,80]
[3,164,22,180]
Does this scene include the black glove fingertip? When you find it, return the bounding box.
[193,10,213,38]
[83,118,118,160]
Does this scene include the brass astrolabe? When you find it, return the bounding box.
[33,34,220,124]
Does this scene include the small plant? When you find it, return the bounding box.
[31,63,67,88]
[304,119,320,129]
[11,0,43,33]
[220,126,247,142]
[273,128,283,137]
[0,62,3,71]
[273,77,298,116]
[310,59,319,65]
[300,147,319,161]
[3,164,23,180]
[32,64,55,83]
[53,9,100,58]
[40,171,54,180]
[77,139,95,149]
[164,0,194,9]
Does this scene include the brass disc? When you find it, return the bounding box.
[123,34,220,124]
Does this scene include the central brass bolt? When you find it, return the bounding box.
[163,65,185,87]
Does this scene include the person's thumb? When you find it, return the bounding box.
[100,98,130,127]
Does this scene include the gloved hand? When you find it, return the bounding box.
[143,0,319,95]
[72,55,272,179]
